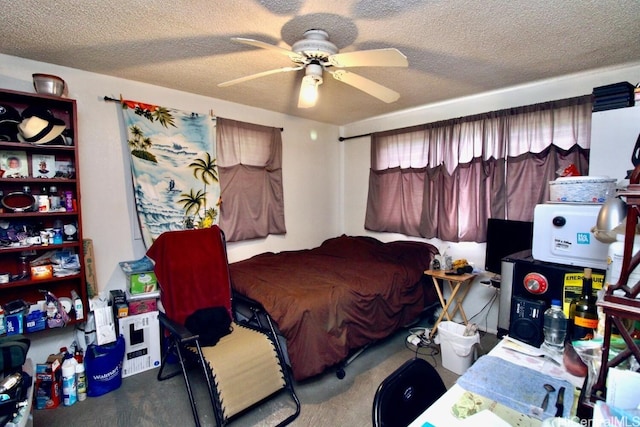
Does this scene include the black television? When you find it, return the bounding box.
[484,218,534,277]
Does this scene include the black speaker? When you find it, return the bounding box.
[509,296,546,347]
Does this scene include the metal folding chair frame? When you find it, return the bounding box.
[157,309,301,426]
[151,227,300,427]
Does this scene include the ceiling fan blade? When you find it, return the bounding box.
[218,65,304,87]
[231,37,305,62]
[329,70,400,103]
[328,48,408,68]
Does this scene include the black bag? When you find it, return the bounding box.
[0,335,30,375]
[185,307,232,346]
[0,371,31,427]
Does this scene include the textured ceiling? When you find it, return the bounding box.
[1,1,639,125]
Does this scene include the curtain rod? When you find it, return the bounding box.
[337,94,592,142]
[339,132,372,142]
[103,96,284,131]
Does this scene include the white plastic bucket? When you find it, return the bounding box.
[438,321,480,375]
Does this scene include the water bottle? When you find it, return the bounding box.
[543,299,567,349]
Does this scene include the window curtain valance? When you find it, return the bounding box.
[371,95,592,175]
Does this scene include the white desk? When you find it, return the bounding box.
[409,338,585,427]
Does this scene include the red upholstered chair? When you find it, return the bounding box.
[147,226,300,427]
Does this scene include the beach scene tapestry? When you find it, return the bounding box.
[120,98,220,248]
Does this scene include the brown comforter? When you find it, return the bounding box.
[229,235,439,380]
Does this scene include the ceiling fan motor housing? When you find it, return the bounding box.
[292,29,338,60]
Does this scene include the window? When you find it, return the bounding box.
[366,96,592,242]
[217,118,285,242]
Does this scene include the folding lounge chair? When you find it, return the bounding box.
[372,357,446,427]
[147,226,300,427]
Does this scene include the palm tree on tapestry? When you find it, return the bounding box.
[183,152,219,228]
[127,125,158,162]
[177,188,206,228]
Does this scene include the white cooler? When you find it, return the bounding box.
[532,203,609,270]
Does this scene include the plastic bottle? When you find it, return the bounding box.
[543,299,567,349]
[17,255,30,279]
[48,186,61,211]
[64,191,74,211]
[571,268,598,341]
[0,307,5,335]
[61,353,78,406]
[76,361,87,401]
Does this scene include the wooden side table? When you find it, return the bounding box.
[424,269,477,339]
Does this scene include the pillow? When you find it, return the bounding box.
[185,307,232,346]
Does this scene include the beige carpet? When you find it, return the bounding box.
[33,327,499,426]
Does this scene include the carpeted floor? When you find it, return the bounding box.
[33,325,499,426]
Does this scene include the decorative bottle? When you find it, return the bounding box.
[571,268,598,341]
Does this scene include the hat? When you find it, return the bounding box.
[0,104,21,142]
[17,105,66,145]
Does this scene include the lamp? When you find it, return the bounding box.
[592,197,627,243]
[298,63,323,108]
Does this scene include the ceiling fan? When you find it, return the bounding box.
[218,29,408,108]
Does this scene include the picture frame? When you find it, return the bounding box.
[0,150,29,178]
[54,156,75,179]
[31,154,56,179]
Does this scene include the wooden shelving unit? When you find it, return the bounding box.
[0,88,85,332]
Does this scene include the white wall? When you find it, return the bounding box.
[2,52,639,359]
[340,61,640,334]
[0,53,341,361]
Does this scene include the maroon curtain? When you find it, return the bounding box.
[366,95,592,242]
[217,118,285,242]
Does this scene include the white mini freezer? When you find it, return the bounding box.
[532,203,610,270]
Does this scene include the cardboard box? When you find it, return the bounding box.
[126,289,160,316]
[30,265,53,280]
[128,272,158,294]
[83,239,98,298]
[94,305,117,345]
[110,289,128,318]
[118,311,161,378]
[5,313,23,335]
[128,298,157,316]
[26,310,46,333]
[35,362,61,409]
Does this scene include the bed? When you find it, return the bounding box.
[229,235,439,381]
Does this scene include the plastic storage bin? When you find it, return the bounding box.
[437,321,480,375]
[548,176,616,203]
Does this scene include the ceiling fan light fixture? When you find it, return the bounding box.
[298,63,323,108]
